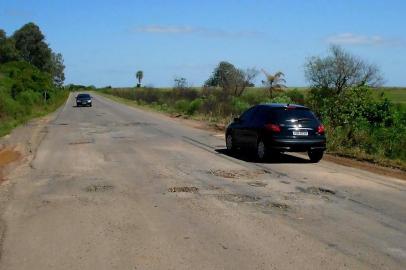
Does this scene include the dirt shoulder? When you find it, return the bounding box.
[0,96,67,185]
[0,108,62,262]
[97,92,406,181]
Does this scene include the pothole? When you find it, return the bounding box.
[247,181,268,187]
[168,186,199,193]
[124,122,154,127]
[217,194,261,203]
[111,136,131,139]
[258,200,290,210]
[209,169,266,179]
[69,139,94,145]
[85,184,114,192]
[296,186,336,195]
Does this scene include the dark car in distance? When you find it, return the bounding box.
[225,104,326,162]
[76,93,92,107]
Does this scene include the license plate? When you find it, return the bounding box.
[293,131,308,136]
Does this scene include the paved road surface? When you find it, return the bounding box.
[1,93,405,269]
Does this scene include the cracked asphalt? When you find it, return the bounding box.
[0,93,405,269]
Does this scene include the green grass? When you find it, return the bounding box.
[249,87,406,105]
[0,62,70,137]
[374,87,406,105]
[0,91,69,137]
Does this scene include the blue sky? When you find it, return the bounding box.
[1,0,405,87]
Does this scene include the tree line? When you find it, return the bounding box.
[0,22,65,87]
[0,22,68,136]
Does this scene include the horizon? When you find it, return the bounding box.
[1,0,406,87]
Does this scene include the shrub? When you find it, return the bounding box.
[231,97,250,115]
[174,100,190,114]
[286,88,305,104]
[187,98,203,115]
[16,90,41,106]
[269,94,292,104]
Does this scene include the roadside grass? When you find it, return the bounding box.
[0,91,69,138]
[94,90,221,124]
[246,87,406,105]
[0,62,70,138]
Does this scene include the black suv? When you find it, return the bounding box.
[225,104,326,162]
[76,93,92,107]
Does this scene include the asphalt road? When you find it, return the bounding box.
[0,93,405,270]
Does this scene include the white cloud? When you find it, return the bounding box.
[135,25,195,34]
[133,25,263,38]
[326,33,405,46]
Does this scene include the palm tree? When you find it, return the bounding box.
[261,69,286,97]
[136,70,143,87]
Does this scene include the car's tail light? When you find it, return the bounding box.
[317,124,325,134]
[265,123,281,133]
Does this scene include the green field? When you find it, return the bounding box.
[247,87,406,106]
[374,87,406,105]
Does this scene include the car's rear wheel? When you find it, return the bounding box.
[256,139,267,161]
[226,133,235,152]
[308,150,324,163]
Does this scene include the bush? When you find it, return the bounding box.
[269,94,292,104]
[231,97,250,115]
[286,88,305,104]
[187,98,203,115]
[0,61,68,136]
[306,85,405,164]
[16,90,41,106]
[174,100,190,114]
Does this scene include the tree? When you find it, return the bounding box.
[50,52,65,87]
[136,70,143,87]
[261,70,286,97]
[174,77,188,90]
[0,29,20,63]
[304,45,383,93]
[12,22,53,73]
[205,61,258,97]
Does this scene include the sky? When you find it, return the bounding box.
[1,0,405,87]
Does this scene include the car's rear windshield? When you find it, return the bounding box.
[77,94,90,98]
[268,108,319,125]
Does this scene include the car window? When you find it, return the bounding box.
[272,108,319,125]
[239,107,257,122]
[77,94,90,98]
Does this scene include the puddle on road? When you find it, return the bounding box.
[209,169,266,179]
[85,184,114,192]
[217,194,261,203]
[168,186,199,193]
[296,186,336,196]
